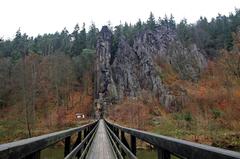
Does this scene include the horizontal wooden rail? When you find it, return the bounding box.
[105,120,240,159]
[0,120,98,159]
[106,127,124,159]
[105,122,137,159]
[64,122,99,159]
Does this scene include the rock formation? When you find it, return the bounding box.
[95,26,207,114]
[94,26,117,117]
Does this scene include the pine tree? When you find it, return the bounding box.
[79,23,87,51]
[87,23,98,49]
[147,12,156,30]
[71,24,81,56]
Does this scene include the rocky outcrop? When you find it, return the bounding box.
[95,26,207,112]
[94,26,117,117]
[133,26,207,81]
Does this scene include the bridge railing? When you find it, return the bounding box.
[105,120,240,159]
[0,120,98,159]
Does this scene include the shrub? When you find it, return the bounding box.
[211,108,223,119]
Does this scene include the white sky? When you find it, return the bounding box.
[0,0,239,39]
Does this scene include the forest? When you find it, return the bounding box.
[0,9,240,150]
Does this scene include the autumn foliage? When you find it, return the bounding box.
[108,31,240,149]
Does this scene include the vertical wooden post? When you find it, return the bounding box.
[120,131,124,142]
[120,131,127,157]
[114,128,119,149]
[76,131,82,158]
[157,148,170,159]
[130,135,136,155]
[64,136,71,157]
[113,127,115,134]
[84,128,88,149]
[121,131,130,149]
[116,128,119,138]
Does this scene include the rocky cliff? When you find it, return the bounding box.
[95,26,207,113]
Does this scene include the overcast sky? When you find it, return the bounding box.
[0,0,239,39]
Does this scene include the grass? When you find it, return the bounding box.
[0,119,27,143]
[149,114,240,152]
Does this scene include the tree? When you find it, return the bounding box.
[71,24,81,56]
[0,40,13,57]
[111,24,123,58]
[87,23,98,49]
[159,14,176,30]
[221,31,240,78]
[147,12,156,30]
[0,58,12,108]
[134,19,143,33]
[169,14,176,30]
[60,27,71,54]
[177,19,193,46]
[13,29,29,60]
[193,17,216,58]
[79,23,87,51]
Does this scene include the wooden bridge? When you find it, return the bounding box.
[0,119,240,159]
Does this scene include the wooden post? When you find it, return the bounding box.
[157,148,170,159]
[76,131,82,158]
[84,129,88,138]
[84,129,88,149]
[64,136,71,157]
[114,128,119,149]
[116,128,119,138]
[121,131,130,149]
[120,131,128,157]
[130,135,136,155]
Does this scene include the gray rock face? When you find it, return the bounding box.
[95,26,207,110]
[111,37,141,99]
[133,26,207,81]
[94,26,117,116]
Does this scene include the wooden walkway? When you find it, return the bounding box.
[85,119,116,159]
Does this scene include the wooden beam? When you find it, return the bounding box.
[64,136,71,157]
[130,135,136,155]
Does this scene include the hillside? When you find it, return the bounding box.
[0,10,240,151]
[95,24,240,150]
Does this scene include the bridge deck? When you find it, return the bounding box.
[86,119,116,159]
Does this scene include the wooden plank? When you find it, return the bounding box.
[106,120,240,159]
[85,120,116,159]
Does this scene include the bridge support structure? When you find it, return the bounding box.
[1,119,240,159]
[105,119,240,159]
[0,121,98,159]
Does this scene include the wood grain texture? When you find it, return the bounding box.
[86,120,116,159]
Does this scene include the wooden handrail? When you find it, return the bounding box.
[105,120,240,159]
[64,122,99,159]
[105,122,137,159]
[0,120,98,159]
